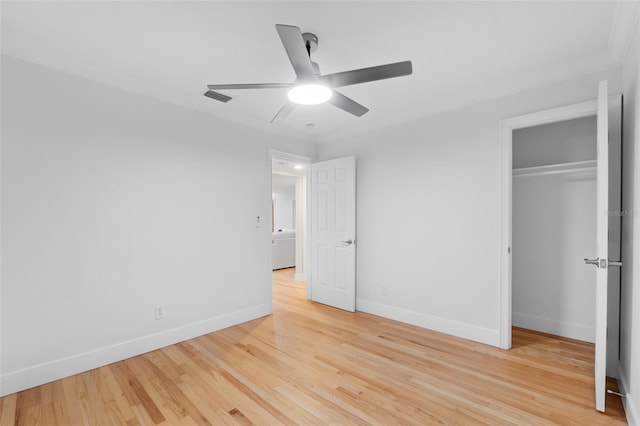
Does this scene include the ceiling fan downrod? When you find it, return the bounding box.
[302,32,318,57]
[301,33,320,76]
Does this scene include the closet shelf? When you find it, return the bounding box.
[512,160,596,178]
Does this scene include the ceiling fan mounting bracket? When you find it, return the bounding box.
[302,33,318,54]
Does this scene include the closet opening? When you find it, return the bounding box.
[511,116,601,344]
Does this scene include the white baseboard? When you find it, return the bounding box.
[512,312,594,343]
[617,362,639,426]
[356,299,500,347]
[0,304,271,397]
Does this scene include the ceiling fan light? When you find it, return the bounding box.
[287,84,332,105]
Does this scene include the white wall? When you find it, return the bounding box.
[317,67,621,347]
[619,16,640,425]
[272,174,297,231]
[295,176,306,281]
[0,56,315,395]
[273,190,295,231]
[272,177,296,232]
[512,116,596,168]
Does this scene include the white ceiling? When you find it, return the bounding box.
[272,159,307,177]
[2,1,638,144]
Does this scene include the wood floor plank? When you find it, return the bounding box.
[0,394,17,426]
[60,376,87,425]
[117,362,165,424]
[172,343,291,425]
[99,366,140,425]
[0,268,629,424]
[180,339,297,425]
[137,355,211,426]
[127,357,189,425]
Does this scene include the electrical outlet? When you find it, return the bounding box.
[154,304,165,320]
[382,286,389,296]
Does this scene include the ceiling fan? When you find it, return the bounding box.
[204,24,413,123]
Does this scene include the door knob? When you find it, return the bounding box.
[341,239,353,245]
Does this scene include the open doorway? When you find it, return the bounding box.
[272,173,298,269]
[269,150,312,299]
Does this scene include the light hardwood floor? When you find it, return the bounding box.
[0,268,628,425]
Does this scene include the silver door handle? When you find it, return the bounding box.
[584,258,600,267]
[584,258,623,268]
[341,239,353,245]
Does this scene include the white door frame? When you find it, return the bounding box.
[269,149,313,299]
[499,100,598,349]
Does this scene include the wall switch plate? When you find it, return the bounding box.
[382,286,389,296]
[154,304,165,320]
[256,215,263,228]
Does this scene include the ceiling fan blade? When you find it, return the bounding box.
[328,91,369,117]
[321,61,413,88]
[206,83,292,90]
[271,101,297,123]
[275,24,316,80]
[204,90,232,103]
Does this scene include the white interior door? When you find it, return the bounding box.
[582,82,622,413]
[310,156,356,312]
[592,80,609,412]
[606,95,622,379]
